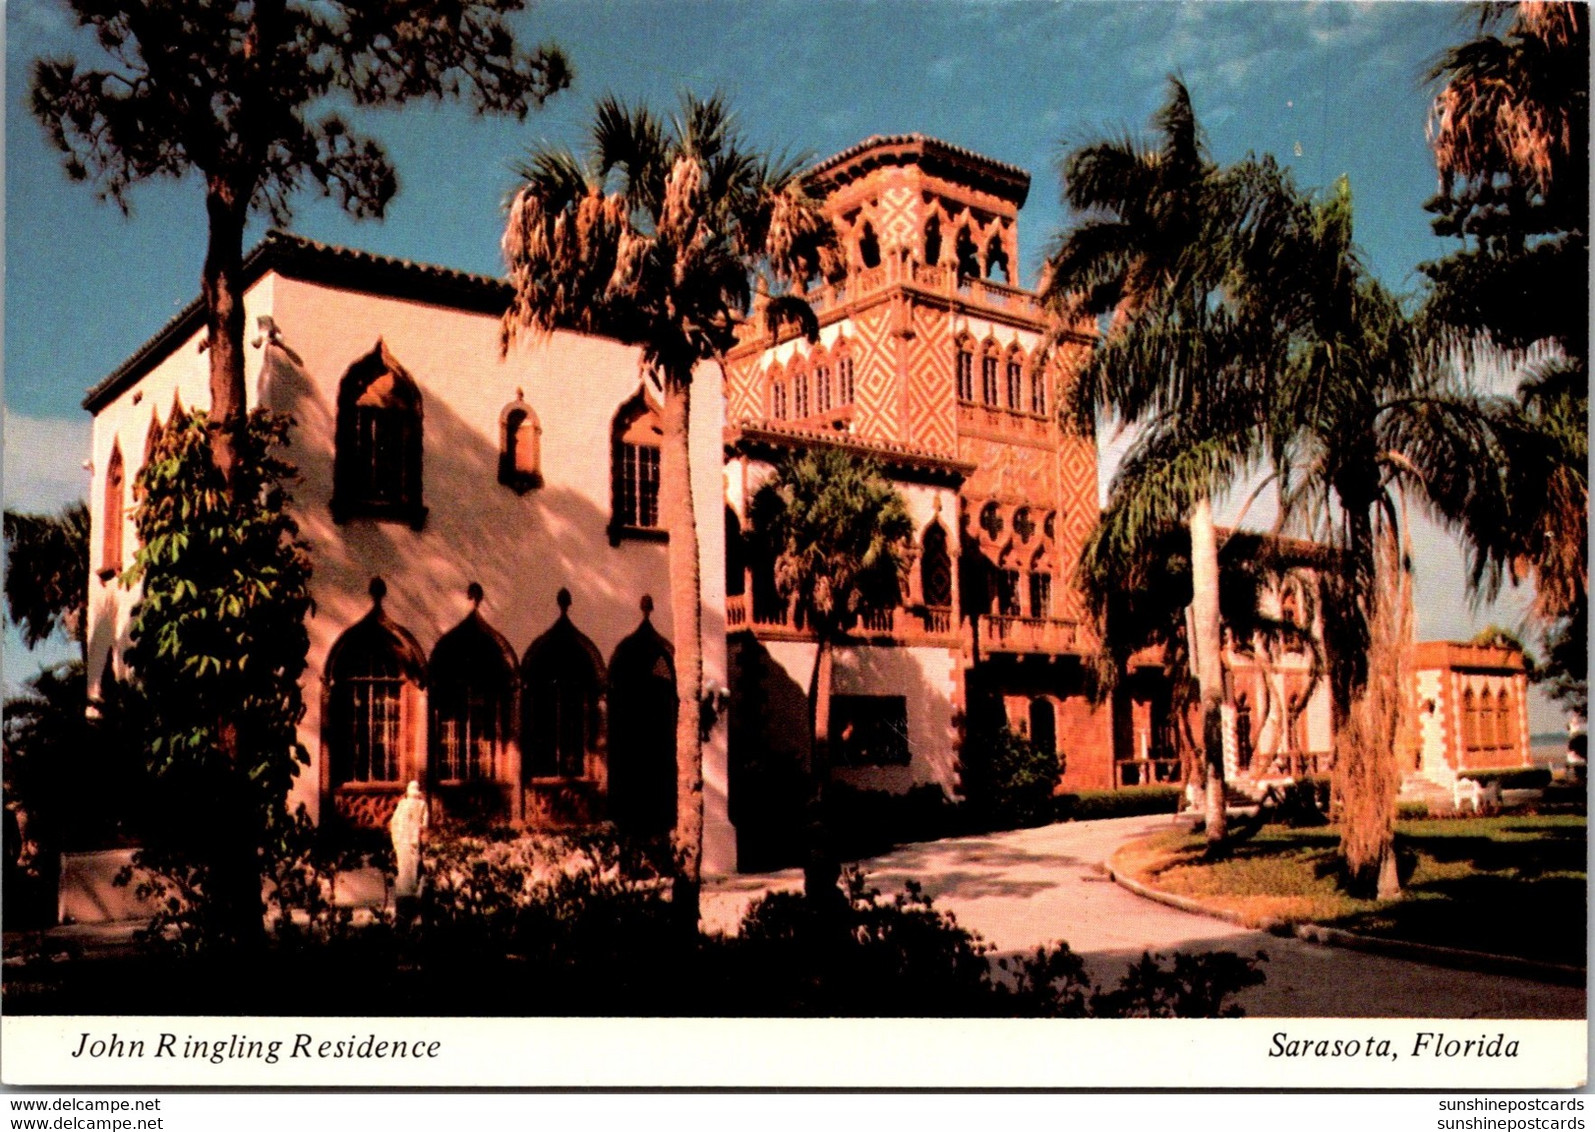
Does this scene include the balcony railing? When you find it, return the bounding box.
[738,260,1043,344]
[725,594,958,645]
[978,614,1081,654]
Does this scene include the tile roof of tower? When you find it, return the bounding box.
[806,134,1031,206]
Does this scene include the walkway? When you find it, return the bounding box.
[701,814,1586,1019]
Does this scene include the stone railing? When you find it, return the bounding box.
[741,261,1043,338]
[727,594,959,646]
[978,614,1081,655]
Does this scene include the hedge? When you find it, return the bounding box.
[1458,767,1553,790]
[1055,786,1185,822]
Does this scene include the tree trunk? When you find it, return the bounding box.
[1189,495,1227,848]
[1337,511,1408,897]
[803,636,841,905]
[202,184,249,492]
[659,373,705,932]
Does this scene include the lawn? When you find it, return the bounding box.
[1115,815,1587,968]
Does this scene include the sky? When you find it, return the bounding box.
[1,1,1575,732]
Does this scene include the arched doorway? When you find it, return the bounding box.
[521,590,606,826]
[607,598,678,837]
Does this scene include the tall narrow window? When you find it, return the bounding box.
[332,341,425,527]
[325,578,426,792]
[611,390,664,542]
[858,221,882,269]
[985,234,1010,283]
[956,345,974,402]
[1235,693,1255,772]
[921,524,953,609]
[772,376,788,420]
[1029,571,1051,617]
[522,590,605,780]
[1030,368,1048,415]
[1029,698,1056,757]
[815,364,832,413]
[1006,357,1023,411]
[794,367,811,417]
[100,441,124,577]
[837,355,856,405]
[923,214,942,267]
[1462,688,1478,751]
[981,352,999,406]
[430,585,517,788]
[997,569,1022,616]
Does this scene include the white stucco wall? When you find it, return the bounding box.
[86,267,734,872]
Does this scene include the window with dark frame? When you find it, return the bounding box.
[838,355,856,405]
[612,392,664,540]
[957,347,974,401]
[998,569,1022,616]
[833,695,911,767]
[1029,571,1051,617]
[1006,358,1023,410]
[981,353,999,406]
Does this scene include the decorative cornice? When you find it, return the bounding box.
[806,134,1031,207]
[727,420,975,486]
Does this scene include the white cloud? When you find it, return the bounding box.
[3,410,91,512]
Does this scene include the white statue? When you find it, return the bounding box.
[389,780,428,902]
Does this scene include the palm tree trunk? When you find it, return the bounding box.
[1337,511,1407,898]
[202,183,248,492]
[659,373,705,931]
[1189,495,1227,847]
[804,636,840,905]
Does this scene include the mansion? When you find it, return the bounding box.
[80,135,1530,877]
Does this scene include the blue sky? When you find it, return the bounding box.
[2,1,1572,731]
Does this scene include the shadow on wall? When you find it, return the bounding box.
[258,340,729,818]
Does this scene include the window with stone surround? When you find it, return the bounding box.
[332,341,426,528]
[838,354,856,405]
[100,440,124,578]
[611,390,664,543]
[1030,367,1048,415]
[1029,571,1051,617]
[429,587,516,785]
[815,363,832,413]
[981,351,1000,406]
[794,365,811,418]
[956,343,974,402]
[1006,355,1023,411]
[325,579,425,789]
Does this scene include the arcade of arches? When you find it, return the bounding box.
[322,580,677,833]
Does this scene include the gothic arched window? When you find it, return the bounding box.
[814,360,833,413]
[325,579,426,788]
[858,221,882,269]
[429,585,517,785]
[837,351,856,406]
[332,341,425,528]
[986,233,1010,283]
[100,441,124,577]
[610,388,664,543]
[956,340,975,402]
[1005,351,1023,411]
[522,590,606,780]
[980,345,1000,406]
[923,213,943,267]
[771,367,789,420]
[498,392,543,493]
[793,363,811,418]
[1030,367,1048,416]
[607,599,677,836]
[921,523,953,609]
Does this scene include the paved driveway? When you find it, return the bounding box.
[702,814,1586,1019]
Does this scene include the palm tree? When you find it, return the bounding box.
[1044,79,1289,848]
[3,502,90,658]
[1424,1,1588,713]
[501,94,831,924]
[747,448,912,902]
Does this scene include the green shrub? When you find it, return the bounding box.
[1396,800,1432,820]
[960,726,1060,830]
[1057,786,1184,822]
[1459,768,1553,790]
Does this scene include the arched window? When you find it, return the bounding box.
[607,597,677,836]
[1494,688,1511,752]
[325,578,426,789]
[955,226,980,279]
[522,590,606,780]
[956,340,975,402]
[134,414,163,503]
[923,213,943,267]
[332,340,425,527]
[985,233,1010,283]
[793,363,811,418]
[858,221,881,269]
[1005,352,1023,411]
[837,351,856,406]
[610,388,664,543]
[1462,688,1478,751]
[814,360,833,413]
[980,345,1000,406]
[1030,367,1048,415]
[429,584,517,786]
[498,391,542,493]
[771,368,789,420]
[921,523,953,609]
[100,441,124,577]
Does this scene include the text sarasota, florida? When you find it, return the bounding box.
[1268,1032,1523,1060]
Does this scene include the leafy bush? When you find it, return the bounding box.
[1056,786,1184,822]
[960,726,1060,830]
